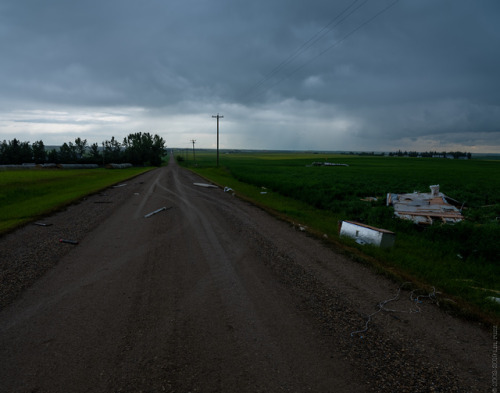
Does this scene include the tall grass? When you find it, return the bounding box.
[0,167,152,233]
[182,151,500,322]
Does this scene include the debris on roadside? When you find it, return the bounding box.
[59,238,78,245]
[292,222,307,232]
[224,187,234,193]
[339,220,395,248]
[113,183,127,188]
[33,222,53,227]
[387,184,464,225]
[193,183,218,188]
[350,283,437,337]
[144,206,172,218]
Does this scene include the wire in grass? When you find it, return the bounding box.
[350,282,436,337]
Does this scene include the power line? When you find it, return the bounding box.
[241,0,401,102]
[239,0,368,100]
[288,0,401,79]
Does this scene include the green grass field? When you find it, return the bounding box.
[0,167,153,233]
[180,151,500,323]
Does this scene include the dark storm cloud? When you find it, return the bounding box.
[0,0,499,151]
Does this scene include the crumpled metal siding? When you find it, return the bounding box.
[387,185,463,225]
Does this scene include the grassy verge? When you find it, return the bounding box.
[180,151,500,325]
[0,167,154,234]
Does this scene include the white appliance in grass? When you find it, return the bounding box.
[339,220,395,248]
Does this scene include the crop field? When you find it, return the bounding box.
[181,151,500,322]
[0,167,152,234]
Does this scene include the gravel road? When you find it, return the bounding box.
[0,157,493,392]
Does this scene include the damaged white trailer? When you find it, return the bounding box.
[386,185,464,225]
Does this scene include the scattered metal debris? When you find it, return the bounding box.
[224,187,234,192]
[144,206,172,218]
[387,184,464,225]
[33,222,52,227]
[59,239,78,245]
[193,183,218,188]
[113,183,127,188]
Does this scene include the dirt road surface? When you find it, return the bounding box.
[0,157,493,392]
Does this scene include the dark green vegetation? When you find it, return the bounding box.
[1,133,166,166]
[0,167,153,234]
[180,151,500,323]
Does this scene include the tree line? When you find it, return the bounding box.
[0,133,167,166]
[339,150,472,158]
[388,150,471,159]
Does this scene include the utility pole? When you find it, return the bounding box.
[212,113,224,167]
[190,139,196,163]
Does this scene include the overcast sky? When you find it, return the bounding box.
[1,0,499,153]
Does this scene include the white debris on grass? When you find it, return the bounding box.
[193,183,218,188]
